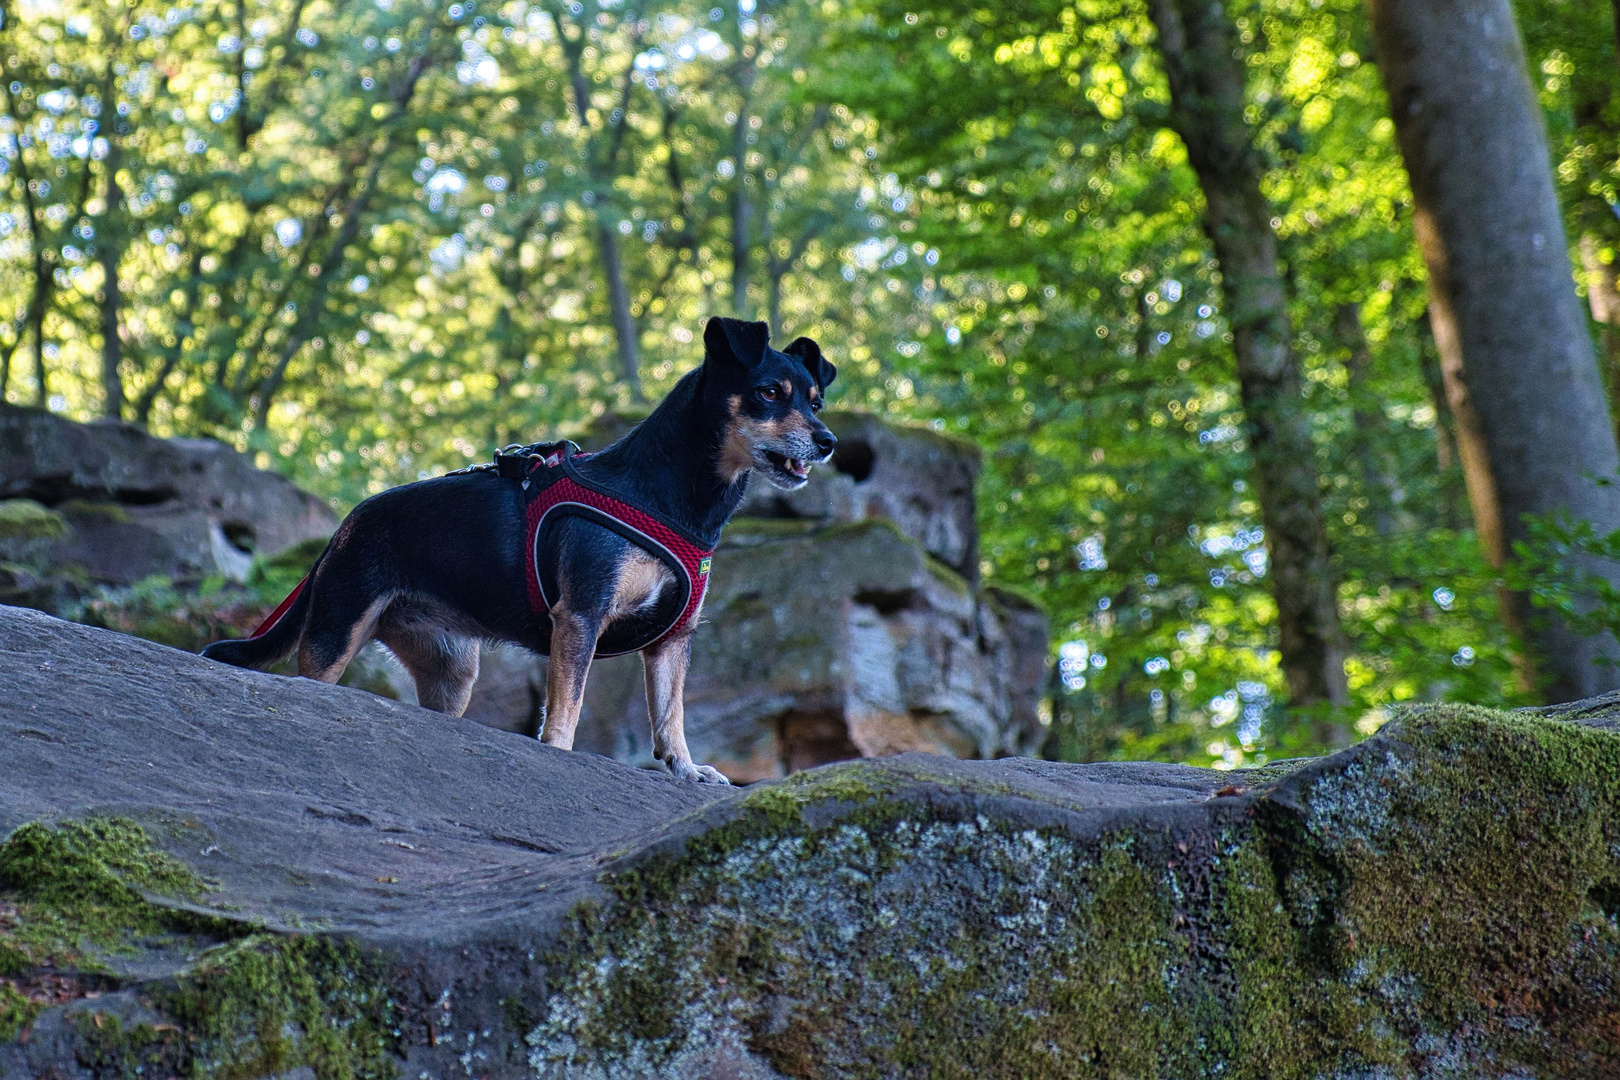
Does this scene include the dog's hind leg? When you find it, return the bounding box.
[644,632,729,784]
[298,589,392,684]
[380,621,481,716]
[539,599,601,751]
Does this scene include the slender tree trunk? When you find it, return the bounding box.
[1369,0,1620,701]
[23,188,49,408]
[729,83,754,318]
[98,142,126,420]
[593,219,644,402]
[1335,302,1405,534]
[1414,308,1466,530]
[134,254,197,427]
[9,116,52,408]
[553,2,645,403]
[768,269,784,340]
[1147,0,1350,707]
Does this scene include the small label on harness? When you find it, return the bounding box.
[699,557,711,575]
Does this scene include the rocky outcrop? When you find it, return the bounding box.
[735,410,981,579]
[445,519,1046,780]
[4,606,1620,1079]
[391,412,1044,779]
[566,520,1045,779]
[0,404,336,603]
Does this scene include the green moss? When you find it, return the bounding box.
[157,935,399,1080]
[0,498,67,541]
[74,1012,190,1080]
[982,581,1045,613]
[523,706,1620,1078]
[0,817,212,971]
[721,516,821,539]
[1292,704,1620,1067]
[816,516,910,545]
[0,980,41,1042]
[923,554,972,597]
[0,820,399,1077]
[58,500,131,524]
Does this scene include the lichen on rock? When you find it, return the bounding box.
[521,705,1620,1079]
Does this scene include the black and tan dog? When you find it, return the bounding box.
[201,318,835,784]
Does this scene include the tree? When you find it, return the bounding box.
[1368,0,1620,701]
[1145,0,1349,707]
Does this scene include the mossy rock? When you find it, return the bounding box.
[0,499,68,543]
[4,607,1620,1078]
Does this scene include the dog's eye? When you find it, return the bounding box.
[810,399,823,412]
[757,386,781,402]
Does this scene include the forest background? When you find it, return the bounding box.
[4,0,1618,767]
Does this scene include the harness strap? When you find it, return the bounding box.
[519,445,715,656]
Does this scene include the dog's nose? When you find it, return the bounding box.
[813,428,837,458]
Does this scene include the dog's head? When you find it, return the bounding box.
[705,317,837,491]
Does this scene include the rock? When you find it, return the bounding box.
[453,520,1048,781]
[582,409,980,576]
[0,404,335,593]
[733,411,981,579]
[5,605,1620,1079]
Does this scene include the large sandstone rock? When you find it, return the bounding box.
[0,404,335,594]
[448,519,1047,781]
[4,606,1620,1079]
[735,410,981,579]
[580,409,981,576]
[448,412,1038,779]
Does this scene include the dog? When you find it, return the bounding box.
[201,317,836,784]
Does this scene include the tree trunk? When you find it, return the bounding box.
[595,219,644,402]
[1146,0,1350,707]
[729,81,754,318]
[98,142,126,421]
[1335,302,1405,534]
[1369,0,1620,702]
[554,3,645,403]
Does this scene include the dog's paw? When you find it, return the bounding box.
[671,760,732,785]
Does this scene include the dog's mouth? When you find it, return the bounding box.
[764,450,811,483]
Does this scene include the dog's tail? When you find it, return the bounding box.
[201,549,325,671]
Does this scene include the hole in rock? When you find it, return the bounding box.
[222,521,257,554]
[831,439,875,483]
[853,588,917,616]
[777,710,861,775]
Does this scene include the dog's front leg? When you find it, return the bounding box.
[643,632,730,784]
[540,600,601,751]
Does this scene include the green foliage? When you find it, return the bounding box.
[7,0,1619,764]
[1513,510,1620,667]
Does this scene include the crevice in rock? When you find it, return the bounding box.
[776,710,861,775]
[852,587,918,615]
[831,438,875,483]
[220,521,257,554]
[5,477,180,508]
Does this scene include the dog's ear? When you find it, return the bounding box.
[785,336,836,389]
[704,317,771,370]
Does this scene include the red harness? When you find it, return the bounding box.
[518,443,713,656]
